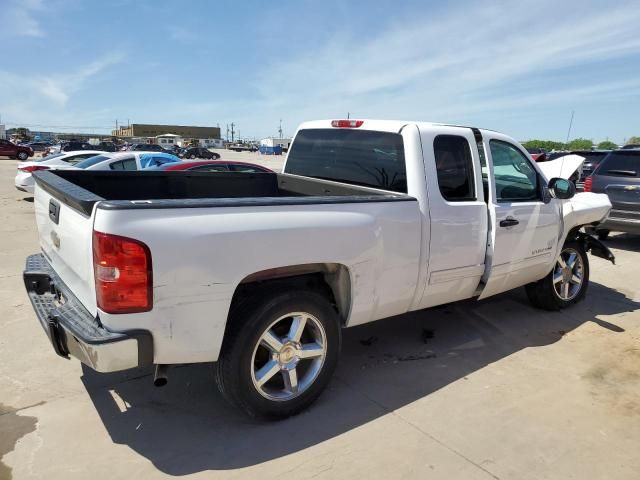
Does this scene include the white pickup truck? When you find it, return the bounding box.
[24,119,614,419]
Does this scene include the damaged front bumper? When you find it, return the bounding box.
[577,232,616,264]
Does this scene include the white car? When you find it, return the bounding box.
[15,150,105,193]
[70,151,181,171]
[24,119,614,419]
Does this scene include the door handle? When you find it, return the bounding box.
[499,217,519,228]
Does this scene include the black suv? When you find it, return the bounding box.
[61,141,94,152]
[586,150,640,239]
[181,147,221,160]
[129,143,169,152]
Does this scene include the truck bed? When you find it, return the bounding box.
[33,170,413,215]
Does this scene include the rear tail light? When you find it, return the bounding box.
[18,165,50,173]
[331,119,364,128]
[93,231,152,313]
[583,176,593,192]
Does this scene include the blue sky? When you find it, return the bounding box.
[1,0,639,143]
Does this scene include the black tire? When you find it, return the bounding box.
[525,241,589,311]
[212,153,220,160]
[215,289,341,419]
[189,154,197,159]
[17,151,28,161]
[597,230,610,241]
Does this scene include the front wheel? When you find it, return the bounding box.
[526,241,589,311]
[17,151,29,161]
[215,289,341,419]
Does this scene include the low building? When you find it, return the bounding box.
[112,124,221,139]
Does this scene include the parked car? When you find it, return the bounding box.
[150,160,273,172]
[621,144,640,150]
[15,150,106,193]
[526,147,547,161]
[584,149,640,239]
[61,141,94,152]
[228,142,259,152]
[25,142,53,152]
[129,143,170,153]
[24,119,614,419]
[97,141,118,152]
[0,138,34,160]
[180,147,221,160]
[547,150,610,190]
[72,151,181,170]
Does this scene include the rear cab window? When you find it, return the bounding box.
[596,151,640,177]
[285,128,407,193]
[433,135,476,201]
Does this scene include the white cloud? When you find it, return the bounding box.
[219,0,640,138]
[0,53,125,126]
[2,0,46,37]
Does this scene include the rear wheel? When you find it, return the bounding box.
[215,289,341,419]
[526,241,589,311]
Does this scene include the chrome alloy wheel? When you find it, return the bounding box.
[251,312,327,401]
[553,247,585,301]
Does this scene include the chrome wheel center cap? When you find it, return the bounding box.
[278,344,299,365]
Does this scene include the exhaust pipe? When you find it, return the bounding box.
[153,364,168,387]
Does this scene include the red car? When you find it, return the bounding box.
[0,139,34,161]
[151,160,273,173]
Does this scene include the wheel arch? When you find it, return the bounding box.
[230,263,352,326]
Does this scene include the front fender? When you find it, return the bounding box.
[575,232,616,264]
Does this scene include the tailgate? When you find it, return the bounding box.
[34,183,98,315]
[605,184,640,213]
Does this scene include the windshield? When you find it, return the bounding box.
[285,128,407,193]
[74,155,111,169]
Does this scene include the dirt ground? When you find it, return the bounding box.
[1,155,639,480]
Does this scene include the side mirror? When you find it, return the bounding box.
[548,177,576,200]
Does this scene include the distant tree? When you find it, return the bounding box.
[627,136,640,145]
[566,138,593,150]
[15,127,31,142]
[522,140,566,151]
[597,141,617,150]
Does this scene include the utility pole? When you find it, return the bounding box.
[226,124,229,141]
[278,119,283,139]
[565,110,575,144]
[347,112,350,119]
[230,123,235,142]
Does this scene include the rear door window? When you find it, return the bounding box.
[433,135,476,201]
[229,164,264,173]
[286,128,407,193]
[597,152,640,177]
[109,158,137,170]
[74,154,111,168]
[190,164,229,172]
